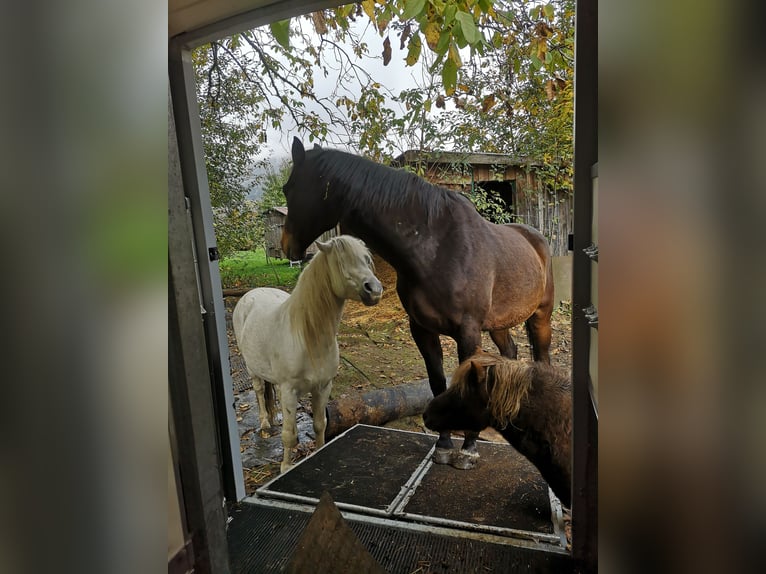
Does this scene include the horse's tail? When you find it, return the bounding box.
[264,381,278,422]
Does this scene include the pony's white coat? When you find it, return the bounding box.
[233,236,382,472]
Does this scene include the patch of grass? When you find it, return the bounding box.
[219,248,301,289]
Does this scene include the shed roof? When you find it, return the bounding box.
[266,206,288,216]
[393,150,541,168]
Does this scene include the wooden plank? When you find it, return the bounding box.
[284,492,386,574]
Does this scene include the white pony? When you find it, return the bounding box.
[233,236,383,472]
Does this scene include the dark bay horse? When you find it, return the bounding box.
[423,350,572,507]
[280,137,554,467]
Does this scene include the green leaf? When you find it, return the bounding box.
[405,33,422,66]
[543,3,555,20]
[455,11,480,45]
[444,4,457,25]
[402,0,426,20]
[435,29,451,55]
[448,42,462,68]
[442,57,458,96]
[453,24,467,48]
[270,19,291,49]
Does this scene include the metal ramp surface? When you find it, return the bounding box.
[240,425,572,573]
[228,500,574,573]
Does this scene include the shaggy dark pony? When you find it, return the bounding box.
[423,349,572,507]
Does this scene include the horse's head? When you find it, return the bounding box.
[317,236,382,306]
[423,350,495,433]
[281,137,341,260]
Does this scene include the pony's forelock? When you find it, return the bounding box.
[451,353,534,429]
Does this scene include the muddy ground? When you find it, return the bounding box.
[226,255,572,494]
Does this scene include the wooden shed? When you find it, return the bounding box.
[393,151,573,256]
[263,206,339,260]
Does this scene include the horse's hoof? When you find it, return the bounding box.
[450,450,479,470]
[432,447,454,465]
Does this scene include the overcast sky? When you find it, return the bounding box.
[252,16,449,164]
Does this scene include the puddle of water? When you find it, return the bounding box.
[235,389,317,468]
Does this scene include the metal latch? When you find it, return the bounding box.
[583,243,598,262]
[583,305,598,328]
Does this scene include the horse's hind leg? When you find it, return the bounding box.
[250,373,273,437]
[526,302,553,363]
[310,381,332,448]
[490,328,518,359]
[279,389,299,473]
[265,381,280,427]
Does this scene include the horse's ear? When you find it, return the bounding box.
[470,360,486,385]
[291,137,306,167]
[316,239,332,253]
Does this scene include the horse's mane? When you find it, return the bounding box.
[286,236,370,362]
[453,353,568,429]
[308,147,467,221]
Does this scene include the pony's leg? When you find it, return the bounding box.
[310,382,332,449]
[490,328,518,359]
[525,303,553,364]
[250,373,273,438]
[409,319,454,462]
[279,389,299,473]
[265,381,280,427]
[452,328,484,470]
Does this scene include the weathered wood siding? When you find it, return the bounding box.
[263,208,339,260]
[407,161,573,256]
[513,170,574,258]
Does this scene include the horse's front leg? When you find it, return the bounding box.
[279,389,299,473]
[310,381,332,449]
[409,319,454,462]
[451,327,483,470]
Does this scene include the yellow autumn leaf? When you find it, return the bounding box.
[481,94,496,113]
[424,22,440,51]
[361,0,376,25]
[536,38,548,61]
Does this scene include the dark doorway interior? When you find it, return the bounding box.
[476,179,516,212]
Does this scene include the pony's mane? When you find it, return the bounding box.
[286,236,370,362]
[307,147,467,221]
[453,353,567,429]
[485,360,535,429]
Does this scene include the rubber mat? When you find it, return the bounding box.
[258,425,558,538]
[401,438,555,533]
[259,425,434,509]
